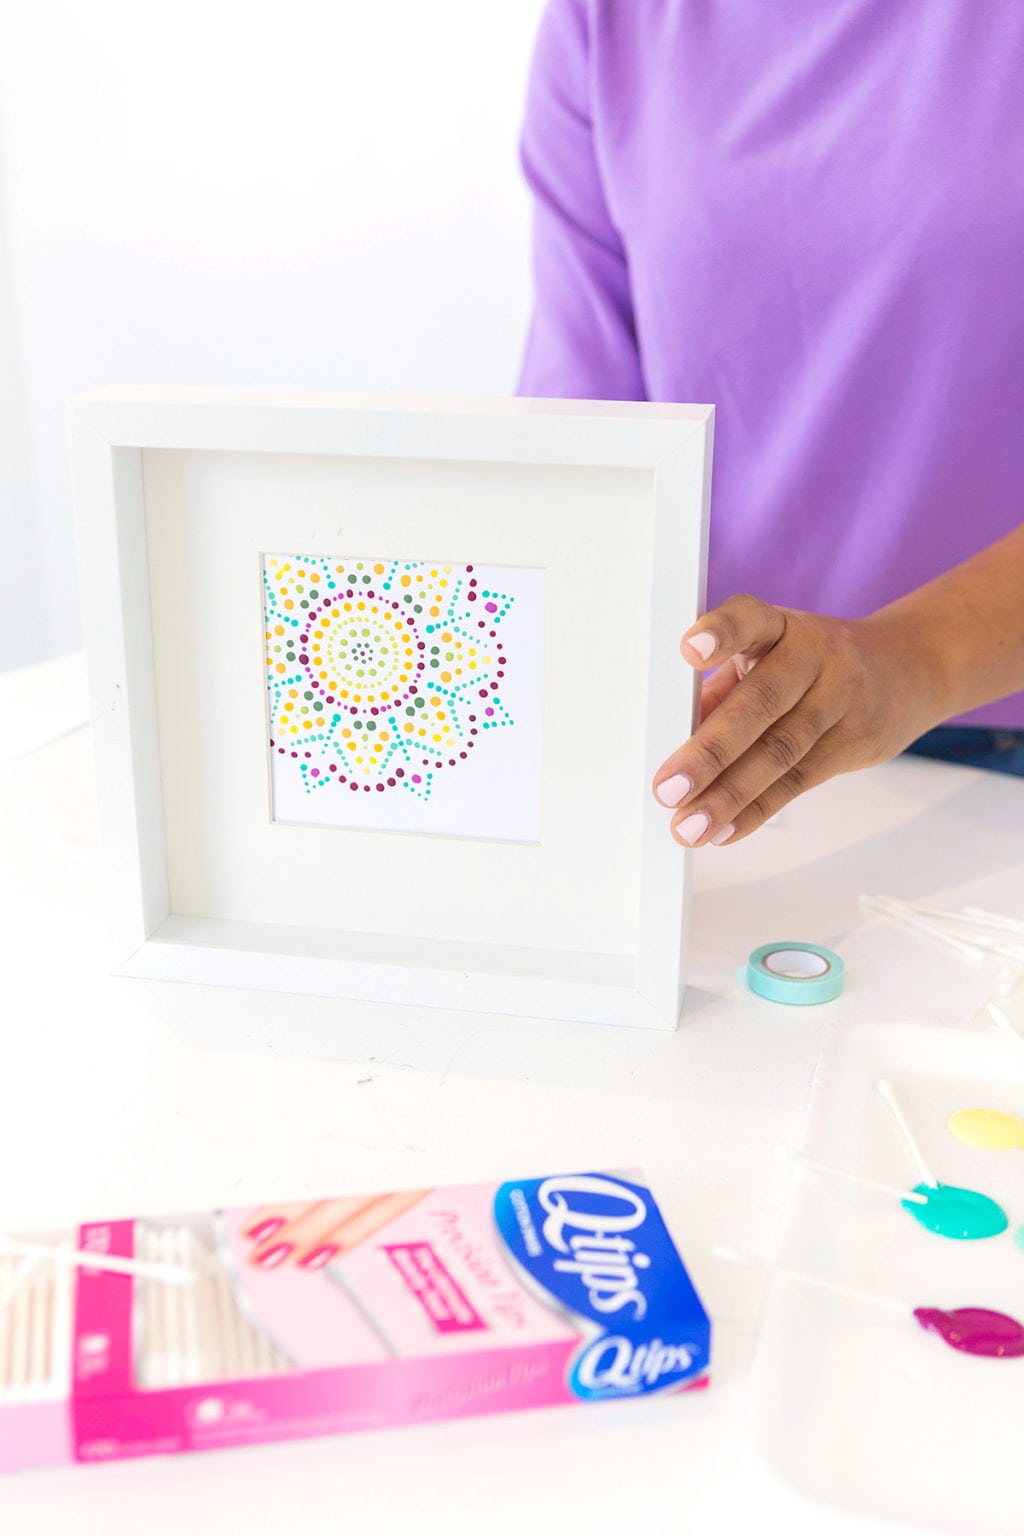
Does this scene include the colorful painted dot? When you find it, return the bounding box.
[902,1182,1009,1240]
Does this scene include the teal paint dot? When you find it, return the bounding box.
[903,1183,1009,1241]
[1016,1225,1024,1253]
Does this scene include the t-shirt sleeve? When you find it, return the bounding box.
[516,0,645,401]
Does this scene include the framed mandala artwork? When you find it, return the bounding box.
[72,388,713,1029]
[263,554,545,842]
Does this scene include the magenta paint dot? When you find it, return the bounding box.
[299,653,309,664]
[467,591,477,602]
[459,751,467,759]
[329,764,337,772]
[349,782,358,791]
[485,707,494,717]
[290,752,298,758]
[387,777,396,786]
[466,565,474,572]
[479,689,488,698]
[412,774,422,784]
[914,1306,1024,1358]
[485,601,497,613]
[376,783,385,791]
[310,768,320,777]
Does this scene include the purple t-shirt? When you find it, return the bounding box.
[517,0,1024,728]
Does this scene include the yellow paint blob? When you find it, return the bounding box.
[947,1107,1024,1150]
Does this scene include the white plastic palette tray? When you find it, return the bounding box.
[750,1021,1023,1534]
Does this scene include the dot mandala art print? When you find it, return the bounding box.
[262,554,545,842]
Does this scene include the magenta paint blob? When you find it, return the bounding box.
[913,1306,1024,1358]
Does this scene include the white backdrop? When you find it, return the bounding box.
[0,0,547,669]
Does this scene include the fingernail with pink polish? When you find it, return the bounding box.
[656,773,692,807]
[687,632,717,661]
[247,1218,285,1243]
[256,1244,293,1269]
[710,823,736,845]
[300,1245,340,1272]
[676,811,711,845]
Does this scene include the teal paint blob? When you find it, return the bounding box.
[902,1182,1009,1241]
[1016,1225,1024,1254]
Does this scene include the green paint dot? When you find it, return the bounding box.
[413,604,422,614]
[362,628,371,637]
[903,1183,1009,1241]
[309,589,318,599]
[366,721,376,731]
[362,574,371,584]
[405,706,415,716]
[429,659,439,668]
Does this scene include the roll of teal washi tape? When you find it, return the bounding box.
[745,942,844,1005]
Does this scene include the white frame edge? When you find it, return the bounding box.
[70,388,713,1031]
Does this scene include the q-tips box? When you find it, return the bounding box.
[0,1171,710,1469]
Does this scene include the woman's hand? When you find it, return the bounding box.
[652,593,946,846]
[243,1191,429,1271]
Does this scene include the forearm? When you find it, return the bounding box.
[869,519,1024,723]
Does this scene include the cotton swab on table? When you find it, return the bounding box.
[776,1146,928,1204]
[713,1246,908,1311]
[859,896,988,962]
[878,1078,939,1187]
[986,1001,1024,1054]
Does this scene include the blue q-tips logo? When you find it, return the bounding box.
[493,1172,710,1400]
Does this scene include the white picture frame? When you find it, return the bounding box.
[70,388,713,1030]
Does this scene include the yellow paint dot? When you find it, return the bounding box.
[442,632,452,643]
[315,717,324,727]
[284,599,294,610]
[432,733,441,743]
[430,569,438,577]
[357,601,365,611]
[374,563,384,574]
[274,626,283,637]
[380,731,390,742]
[429,606,440,617]
[440,671,452,683]
[401,575,411,587]
[275,663,286,673]
[404,723,414,733]
[289,725,298,734]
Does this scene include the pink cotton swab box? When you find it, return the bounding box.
[0,1171,711,1470]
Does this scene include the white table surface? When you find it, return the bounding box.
[2,655,1022,1536]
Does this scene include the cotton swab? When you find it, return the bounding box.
[776,1146,928,1205]
[963,906,1024,939]
[0,1235,194,1286]
[986,1001,1024,1055]
[0,1254,41,1320]
[713,1246,907,1312]
[878,1079,939,1187]
[859,896,987,962]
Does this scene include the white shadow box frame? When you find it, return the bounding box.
[70,388,712,1030]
